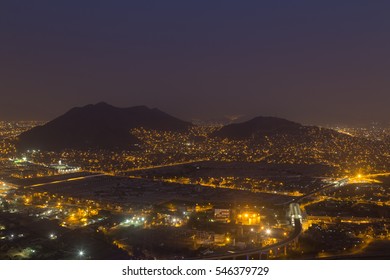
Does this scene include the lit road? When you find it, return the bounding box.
[315,238,390,259]
[276,178,349,206]
[26,174,106,187]
[120,159,208,173]
[308,215,390,224]
[365,172,390,178]
[198,219,302,260]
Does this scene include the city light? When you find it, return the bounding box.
[1,118,389,260]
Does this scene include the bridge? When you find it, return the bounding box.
[288,203,302,226]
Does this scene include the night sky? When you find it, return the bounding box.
[1,1,390,125]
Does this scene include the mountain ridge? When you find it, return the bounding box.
[17,102,192,151]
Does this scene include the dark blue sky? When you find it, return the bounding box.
[1,0,390,125]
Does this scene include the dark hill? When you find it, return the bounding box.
[17,102,192,151]
[211,116,348,141]
[212,116,306,139]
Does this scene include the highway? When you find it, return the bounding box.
[26,174,106,187]
[199,218,302,260]
[307,215,390,224]
[365,172,390,178]
[276,178,349,206]
[294,178,348,203]
[120,159,208,173]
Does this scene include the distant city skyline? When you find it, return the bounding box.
[1,1,390,125]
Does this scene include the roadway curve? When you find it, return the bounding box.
[199,219,302,260]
